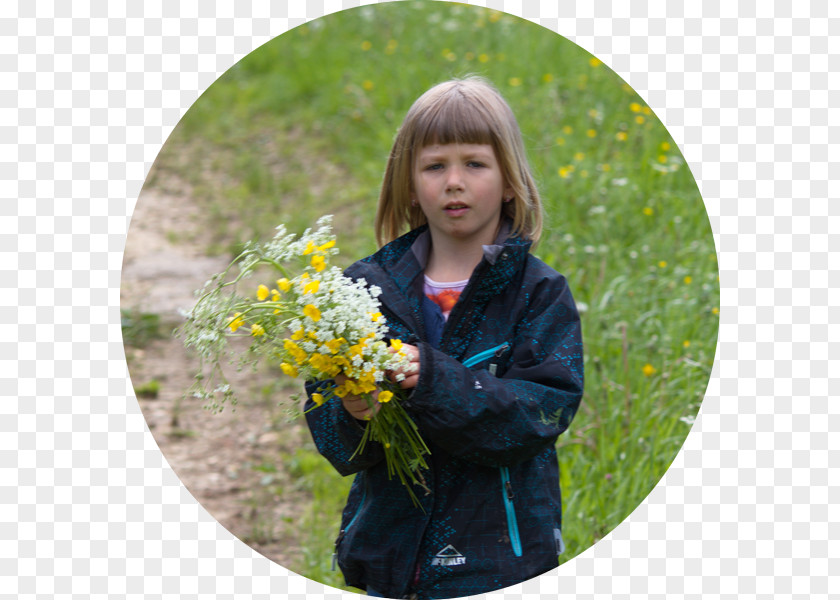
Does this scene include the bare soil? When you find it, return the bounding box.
[121,174,313,569]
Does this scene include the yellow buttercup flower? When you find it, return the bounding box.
[256,284,270,301]
[643,207,654,216]
[311,255,326,272]
[228,312,245,333]
[304,280,320,294]
[378,390,394,404]
[291,328,305,341]
[303,304,321,322]
[325,338,346,354]
[312,393,325,406]
[277,278,291,292]
[390,338,403,351]
[303,241,316,255]
[642,364,656,377]
[318,239,336,252]
[280,362,298,377]
[250,323,265,337]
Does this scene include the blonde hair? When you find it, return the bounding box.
[374,76,543,247]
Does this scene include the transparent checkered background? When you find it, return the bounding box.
[2,0,837,598]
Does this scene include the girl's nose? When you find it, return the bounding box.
[445,166,465,191]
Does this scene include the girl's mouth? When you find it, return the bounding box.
[444,203,469,216]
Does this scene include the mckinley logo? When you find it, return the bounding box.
[431,544,466,566]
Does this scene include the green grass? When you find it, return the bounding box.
[145,1,718,589]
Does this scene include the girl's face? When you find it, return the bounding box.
[411,143,512,247]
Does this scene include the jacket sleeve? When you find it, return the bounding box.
[406,274,584,468]
[303,380,385,477]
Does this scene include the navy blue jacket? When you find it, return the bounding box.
[305,224,584,599]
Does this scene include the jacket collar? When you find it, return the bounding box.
[409,220,516,269]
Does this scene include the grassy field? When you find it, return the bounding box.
[142,2,719,592]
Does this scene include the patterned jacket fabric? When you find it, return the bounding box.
[304,224,584,599]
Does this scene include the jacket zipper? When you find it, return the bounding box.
[333,485,366,571]
[500,466,523,557]
[463,344,521,557]
[461,342,510,368]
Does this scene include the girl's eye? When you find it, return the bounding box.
[467,161,485,168]
[424,163,443,171]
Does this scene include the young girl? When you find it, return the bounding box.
[305,77,583,599]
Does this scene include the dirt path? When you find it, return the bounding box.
[121,175,312,568]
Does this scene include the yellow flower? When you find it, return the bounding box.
[684,276,693,284]
[630,102,642,113]
[228,312,245,332]
[643,207,654,216]
[657,154,668,164]
[478,53,489,63]
[390,338,403,351]
[280,362,299,377]
[311,255,326,272]
[574,152,585,162]
[385,39,398,54]
[362,80,374,91]
[558,166,574,179]
[250,323,265,337]
[256,284,270,301]
[325,338,346,354]
[370,311,383,323]
[304,280,320,294]
[361,40,372,51]
[378,390,394,404]
[312,393,325,406]
[658,260,667,268]
[589,56,602,67]
[302,241,316,255]
[660,142,671,151]
[291,328,305,341]
[586,129,597,138]
[303,304,321,322]
[271,289,280,302]
[635,115,645,125]
[642,364,656,377]
[509,77,522,87]
[277,278,291,292]
[318,239,336,252]
[712,307,720,315]
[562,125,573,135]
[683,340,691,348]
[616,131,628,141]
[542,73,554,83]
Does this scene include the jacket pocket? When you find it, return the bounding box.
[499,466,523,557]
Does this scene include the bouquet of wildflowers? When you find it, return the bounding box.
[179,215,430,506]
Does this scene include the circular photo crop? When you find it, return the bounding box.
[121,3,719,598]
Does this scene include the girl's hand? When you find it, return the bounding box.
[335,373,381,421]
[389,343,421,389]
